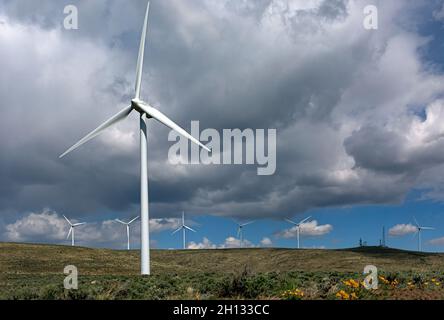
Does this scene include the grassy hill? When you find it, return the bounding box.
[1,243,444,300]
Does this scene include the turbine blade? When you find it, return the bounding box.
[128,216,140,225]
[67,227,72,240]
[241,221,255,227]
[172,227,182,235]
[73,222,86,227]
[63,215,72,226]
[136,101,211,152]
[184,225,196,233]
[421,227,435,230]
[299,216,312,225]
[413,216,419,227]
[59,106,133,158]
[115,219,127,225]
[285,218,297,225]
[135,1,150,99]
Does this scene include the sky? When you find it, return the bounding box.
[1,0,444,252]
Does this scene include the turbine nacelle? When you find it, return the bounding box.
[412,216,435,252]
[131,98,151,117]
[115,216,140,250]
[171,212,196,250]
[63,215,86,247]
[234,220,254,248]
[284,216,312,249]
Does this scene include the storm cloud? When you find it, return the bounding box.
[1,0,444,245]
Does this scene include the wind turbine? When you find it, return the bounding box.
[235,221,255,248]
[172,212,196,249]
[115,216,140,250]
[413,217,434,252]
[59,2,210,275]
[63,215,86,247]
[284,216,312,249]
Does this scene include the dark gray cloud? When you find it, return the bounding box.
[1,0,444,242]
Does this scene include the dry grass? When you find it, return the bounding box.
[1,243,444,300]
[1,243,443,275]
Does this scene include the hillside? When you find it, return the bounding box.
[1,243,443,275]
[1,243,444,299]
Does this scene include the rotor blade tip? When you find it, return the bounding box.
[59,152,68,159]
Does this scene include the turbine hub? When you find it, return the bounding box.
[131,99,140,110]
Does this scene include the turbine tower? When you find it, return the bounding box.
[59,1,210,275]
[284,216,312,249]
[382,226,386,247]
[235,221,255,248]
[63,215,86,247]
[413,217,434,252]
[172,212,196,249]
[115,216,140,250]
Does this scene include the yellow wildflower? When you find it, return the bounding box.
[336,290,350,300]
[281,288,304,300]
[349,279,359,288]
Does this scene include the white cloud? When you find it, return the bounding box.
[187,237,217,249]
[149,218,181,233]
[188,236,276,249]
[309,245,326,249]
[4,210,184,247]
[78,218,182,246]
[4,211,126,246]
[4,209,66,242]
[100,127,136,153]
[219,236,255,248]
[260,237,273,247]
[388,223,417,236]
[75,220,122,244]
[429,237,444,246]
[433,4,444,21]
[277,220,333,239]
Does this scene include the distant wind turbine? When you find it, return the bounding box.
[235,221,255,248]
[115,216,140,250]
[413,217,434,252]
[284,216,312,249]
[172,212,196,249]
[63,215,86,247]
[59,1,210,275]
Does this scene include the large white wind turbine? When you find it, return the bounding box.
[284,216,312,249]
[63,215,86,247]
[235,221,255,248]
[172,212,196,249]
[59,1,210,275]
[115,216,140,250]
[413,217,434,252]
